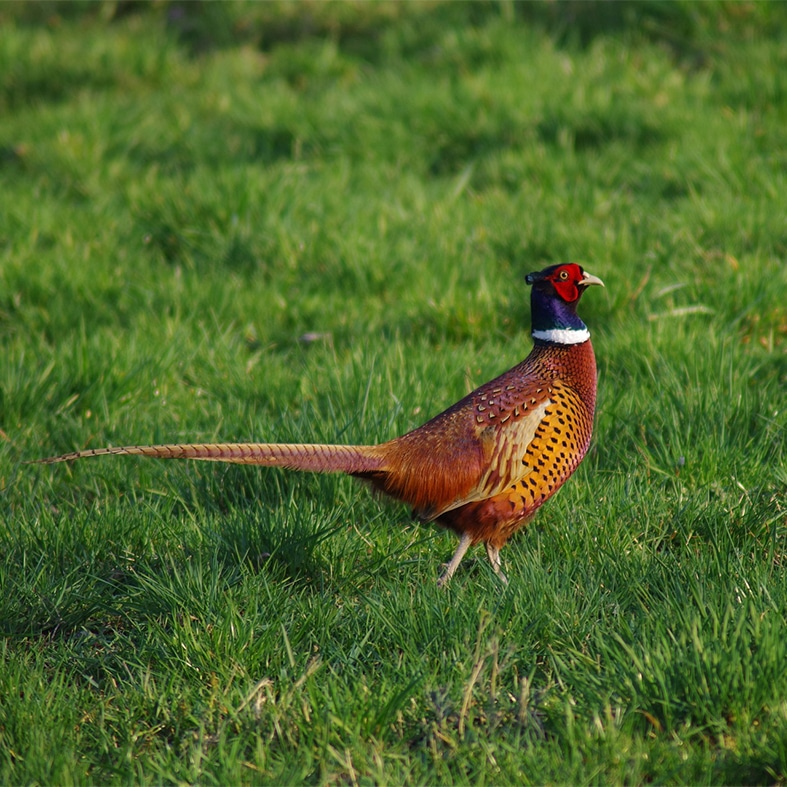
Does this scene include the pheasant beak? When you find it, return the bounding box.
[580,271,604,288]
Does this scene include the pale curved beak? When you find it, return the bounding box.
[581,271,604,288]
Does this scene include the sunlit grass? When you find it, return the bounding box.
[1,2,786,783]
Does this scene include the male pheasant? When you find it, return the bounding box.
[35,263,603,586]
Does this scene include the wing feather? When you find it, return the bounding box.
[430,398,551,517]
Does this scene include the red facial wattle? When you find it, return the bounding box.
[548,263,584,303]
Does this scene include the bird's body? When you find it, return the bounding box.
[35,263,603,585]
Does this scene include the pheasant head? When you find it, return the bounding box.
[525,263,604,345]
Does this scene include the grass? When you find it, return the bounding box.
[1,1,786,783]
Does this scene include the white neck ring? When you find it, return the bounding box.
[532,327,590,345]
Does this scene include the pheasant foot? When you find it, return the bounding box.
[484,542,508,585]
[437,532,472,588]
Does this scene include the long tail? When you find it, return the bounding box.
[31,442,387,475]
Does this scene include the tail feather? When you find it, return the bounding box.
[32,442,387,475]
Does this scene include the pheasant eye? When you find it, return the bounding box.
[558,270,569,281]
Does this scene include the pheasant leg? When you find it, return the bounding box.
[485,542,508,585]
[437,532,472,588]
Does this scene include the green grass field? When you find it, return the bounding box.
[1,1,786,783]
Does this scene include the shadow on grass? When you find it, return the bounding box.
[6,1,785,111]
[0,463,376,640]
[151,1,787,65]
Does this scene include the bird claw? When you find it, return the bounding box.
[485,543,508,585]
[437,537,509,588]
[437,533,473,588]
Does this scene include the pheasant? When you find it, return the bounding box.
[34,263,603,586]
